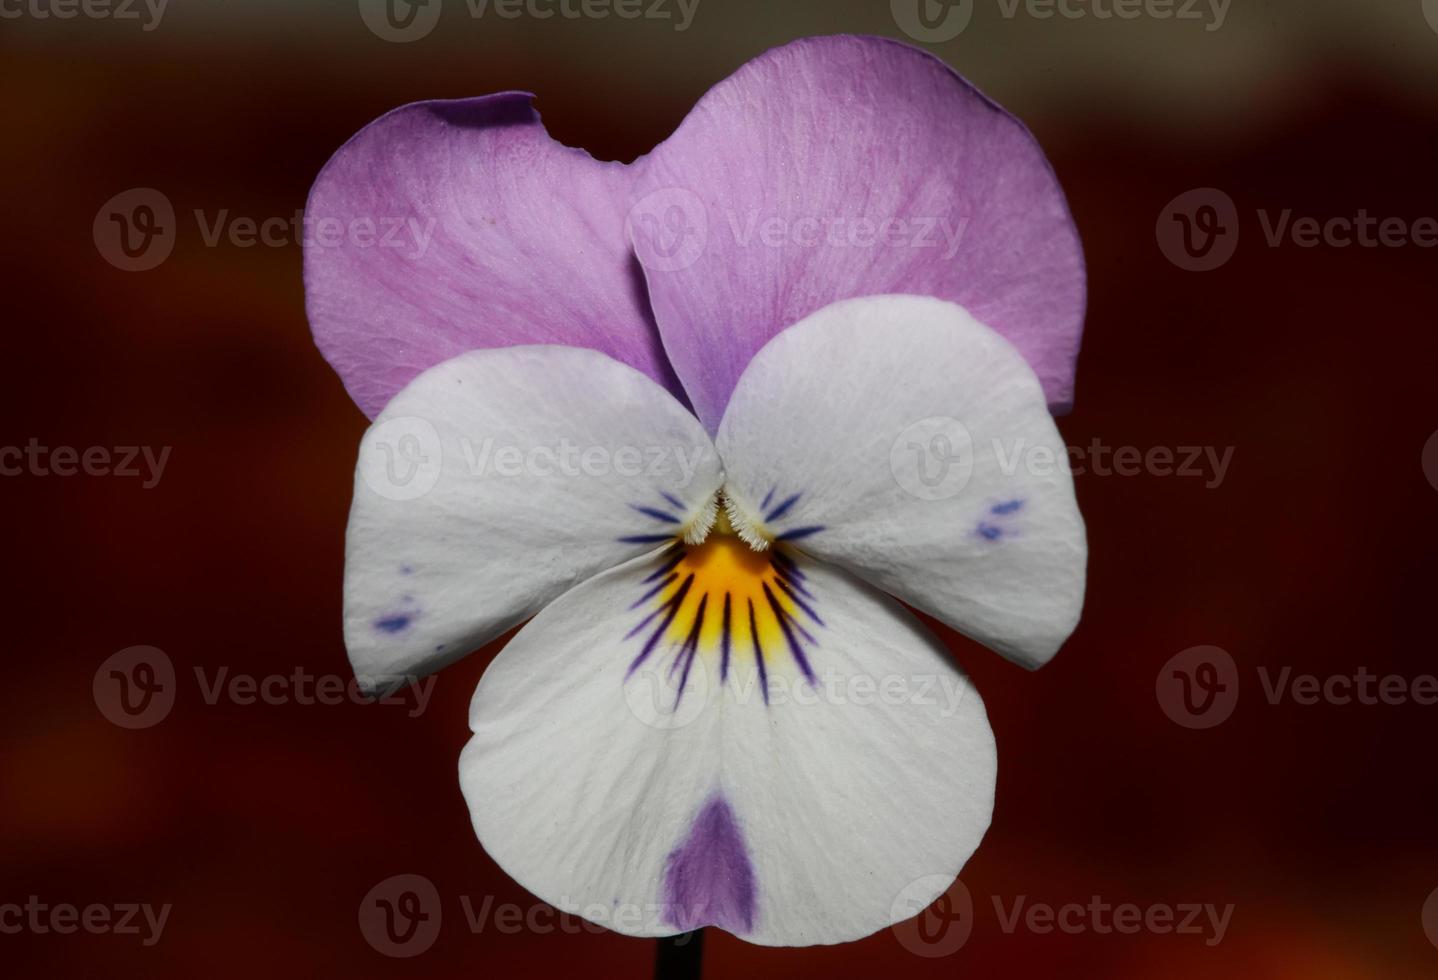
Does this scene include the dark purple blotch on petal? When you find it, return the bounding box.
[661,795,757,934]
[977,498,1026,540]
[976,523,1004,541]
[375,613,413,634]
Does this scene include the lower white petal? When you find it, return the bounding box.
[459,532,995,946]
[344,345,721,691]
[714,294,1087,669]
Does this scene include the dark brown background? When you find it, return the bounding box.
[4,0,1437,977]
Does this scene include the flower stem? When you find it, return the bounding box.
[654,930,704,980]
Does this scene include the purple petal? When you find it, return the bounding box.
[660,794,757,934]
[304,93,680,419]
[631,36,1086,431]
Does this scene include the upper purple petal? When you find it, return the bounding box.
[630,35,1087,431]
[303,93,679,419]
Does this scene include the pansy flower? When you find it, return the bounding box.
[306,35,1086,947]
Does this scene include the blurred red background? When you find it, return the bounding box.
[3,1,1437,977]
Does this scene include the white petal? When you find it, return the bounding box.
[460,541,995,946]
[344,346,721,690]
[714,295,1086,669]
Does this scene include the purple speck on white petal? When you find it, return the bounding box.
[375,614,413,634]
